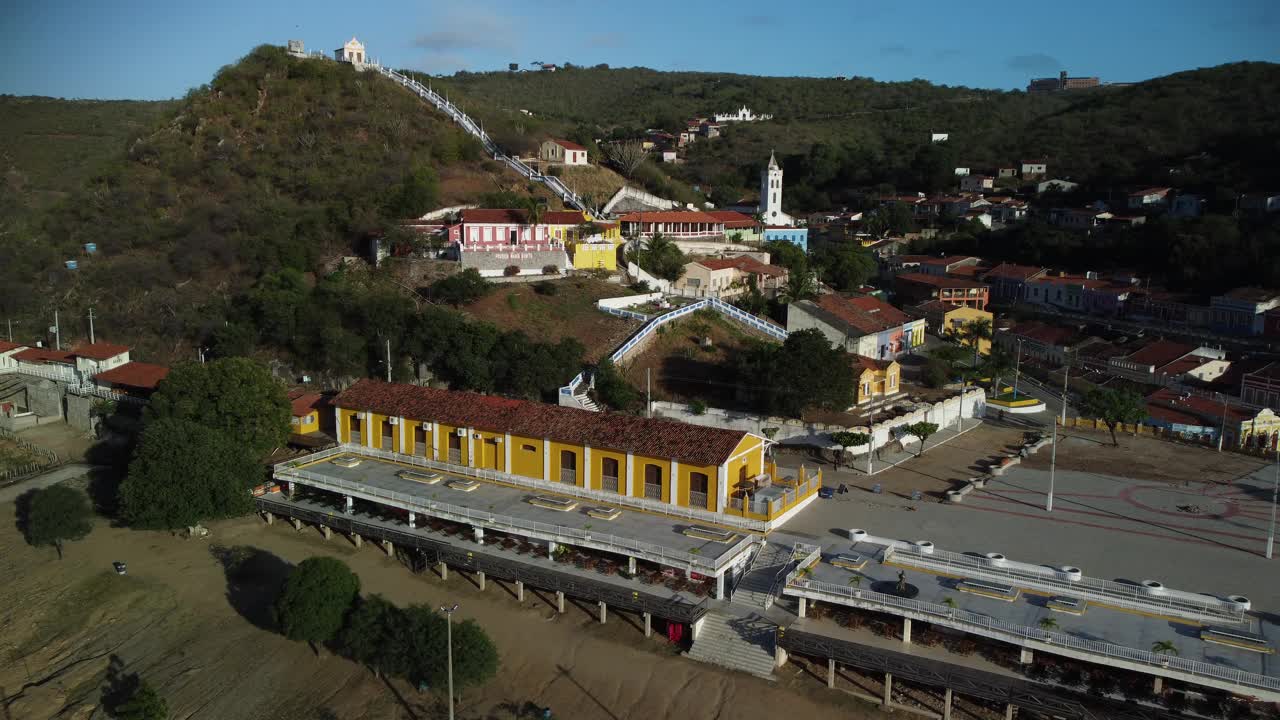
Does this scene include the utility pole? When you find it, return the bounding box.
[385,339,392,383]
[1217,393,1228,453]
[1267,442,1279,559]
[867,406,877,476]
[1060,352,1071,425]
[53,309,61,350]
[440,603,459,720]
[1013,338,1023,399]
[646,368,652,419]
[1047,417,1058,513]
[87,307,96,345]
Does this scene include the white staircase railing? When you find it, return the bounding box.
[373,66,601,217]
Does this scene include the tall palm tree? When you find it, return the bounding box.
[523,197,544,246]
[1151,640,1179,656]
[780,270,817,304]
[1038,616,1059,631]
[961,317,993,366]
[983,348,1015,397]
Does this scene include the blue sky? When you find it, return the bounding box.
[2,0,1277,100]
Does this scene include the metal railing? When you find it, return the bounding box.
[883,545,1244,624]
[688,491,708,510]
[785,577,1280,696]
[284,443,772,532]
[257,496,708,624]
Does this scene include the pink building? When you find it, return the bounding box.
[454,209,589,252]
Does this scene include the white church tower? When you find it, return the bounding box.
[759,150,793,226]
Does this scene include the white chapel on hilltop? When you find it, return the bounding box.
[759,151,795,226]
[335,37,366,64]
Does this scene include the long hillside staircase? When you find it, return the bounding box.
[373,66,601,217]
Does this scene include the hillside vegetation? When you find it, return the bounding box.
[432,62,1280,208]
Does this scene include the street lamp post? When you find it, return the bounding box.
[1217,393,1228,453]
[1267,444,1279,560]
[440,603,459,720]
[1047,417,1058,513]
[1013,338,1024,399]
[1060,352,1071,425]
[867,407,877,476]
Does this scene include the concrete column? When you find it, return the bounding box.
[364,412,373,448]
[516,580,525,602]
[1004,702,1015,720]
[555,590,565,613]
[628,556,637,575]
[902,617,912,645]
[883,672,893,709]
[291,517,302,531]
[798,597,807,618]
[287,481,295,498]
[625,452,634,496]
[583,445,592,488]
[1019,647,1033,664]
[643,612,652,638]
[717,464,729,512]
[399,417,406,454]
[334,406,343,443]
[408,511,415,529]
[827,658,836,689]
[504,432,512,471]
[1153,676,1164,694]
[548,540,557,557]
[438,560,448,580]
[474,526,484,544]
[715,573,726,599]
[477,571,486,591]
[669,459,680,506]
[466,427,475,466]
[264,512,274,525]
[543,439,551,482]
[692,616,705,642]
[352,533,362,548]
[382,539,394,557]
[344,495,353,514]
[598,601,607,624]
[943,688,952,720]
[321,525,332,540]
[434,422,441,460]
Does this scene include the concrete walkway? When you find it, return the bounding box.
[0,464,95,504]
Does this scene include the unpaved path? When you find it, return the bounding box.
[1,502,890,720]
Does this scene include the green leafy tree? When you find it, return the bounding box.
[112,678,168,720]
[337,594,407,678]
[23,485,93,559]
[146,358,290,457]
[815,245,877,291]
[430,268,493,306]
[829,430,870,469]
[274,557,361,652]
[592,358,639,411]
[120,419,262,529]
[630,232,686,282]
[445,618,501,689]
[387,166,440,218]
[1082,387,1147,446]
[982,348,1015,396]
[960,316,993,365]
[779,269,818,304]
[735,329,854,417]
[902,421,940,457]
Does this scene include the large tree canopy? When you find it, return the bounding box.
[147,357,291,457]
[120,418,262,529]
[23,485,93,558]
[274,557,361,645]
[734,329,854,417]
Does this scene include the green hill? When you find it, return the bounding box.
[0,45,529,359]
[430,62,1280,207]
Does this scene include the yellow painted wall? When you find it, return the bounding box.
[471,429,507,472]
[631,455,671,503]
[292,413,320,434]
[571,243,617,271]
[588,448,628,494]
[943,306,994,355]
[549,441,584,486]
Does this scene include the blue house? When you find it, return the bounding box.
[763,226,808,252]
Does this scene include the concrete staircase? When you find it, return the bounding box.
[732,542,795,609]
[686,610,777,680]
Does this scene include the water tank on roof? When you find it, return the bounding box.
[64,260,78,270]
[84,243,98,254]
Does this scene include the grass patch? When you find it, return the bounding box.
[0,440,42,472]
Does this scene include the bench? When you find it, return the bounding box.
[1200,627,1274,654]
[528,495,578,512]
[829,554,867,571]
[447,479,480,492]
[958,579,1020,601]
[330,456,362,468]
[1047,596,1087,615]
[398,470,443,484]
[683,526,738,543]
[587,506,622,521]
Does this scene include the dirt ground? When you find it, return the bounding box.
[15,421,95,463]
[0,485,893,720]
[1021,425,1268,485]
[463,278,639,362]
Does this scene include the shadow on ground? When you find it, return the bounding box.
[209,545,293,631]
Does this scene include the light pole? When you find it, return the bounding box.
[1267,443,1279,560]
[1047,417,1058,513]
[1060,351,1071,425]
[867,407,877,476]
[1217,393,1228,453]
[1013,338,1023,400]
[440,603,459,720]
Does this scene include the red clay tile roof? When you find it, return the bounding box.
[805,294,913,335]
[71,342,131,360]
[0,341,24,353]
[695,256,787,277]
[1145,388,1255,425]
[288,391,328,417]
[13,348,75,364]
[618,211,724,224]
[333,380,752,467]
[704,211,756,228]
[94,362,169,390]
[550,139,586,151]
[461,209,585,225]
[909,300,967,316]
[896,272,989,290]
[1122,339,1194,369]
[852,356,894,372]
[1004,321,1079,346]
[1157,355,1217,377]
[982,263,1047,282]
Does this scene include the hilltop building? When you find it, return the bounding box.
[713,106,772,123]
[335,37,366,64]
[1027,70,1100,94]
[759,151,795,227]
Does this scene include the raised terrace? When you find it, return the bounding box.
[779,533,1280,701]
[274,449,758,594]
